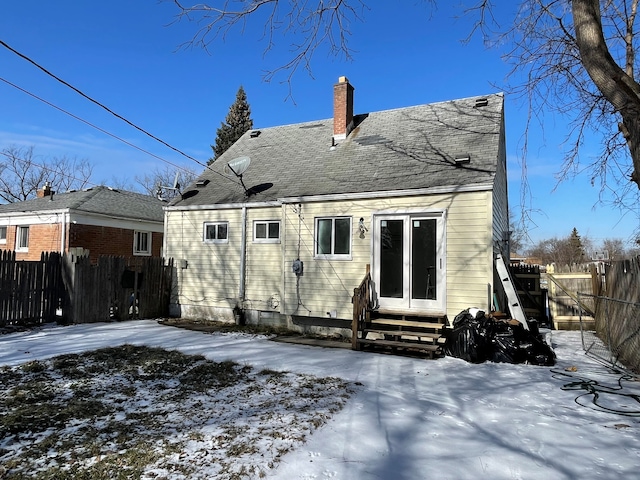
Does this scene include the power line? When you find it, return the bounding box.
[0,76,195,178]
[0,39,210,170]
[0,39,243,191]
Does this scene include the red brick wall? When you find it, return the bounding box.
[69,224,162,263]
[0,224,63,261]
[0,223,162,262]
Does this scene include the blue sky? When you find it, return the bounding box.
[1,1,638,249]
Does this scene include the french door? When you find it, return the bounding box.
[373,212,445,313]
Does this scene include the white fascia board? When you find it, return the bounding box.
[0,209,70,226]
[164,201,281,212]
[68,211,164,233]
[163,184,494,211]
[279,183,494,204]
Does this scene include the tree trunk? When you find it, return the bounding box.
[573,0,640,188]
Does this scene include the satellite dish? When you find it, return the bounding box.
[224,156,251,176]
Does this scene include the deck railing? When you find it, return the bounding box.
[352,265,372,350]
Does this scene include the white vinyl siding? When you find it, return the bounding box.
[245,208,283,311]
[164,209,243,319]
[165,188,499,323]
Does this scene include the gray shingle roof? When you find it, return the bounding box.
[174,93,504,207]
[0,186,164,223]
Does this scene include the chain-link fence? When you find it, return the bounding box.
[578,292,640,373]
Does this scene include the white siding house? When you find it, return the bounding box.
[164,77,509,337]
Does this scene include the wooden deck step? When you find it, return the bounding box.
[369,318,444,330]
[357,338,441,352]
[363,329,442,340]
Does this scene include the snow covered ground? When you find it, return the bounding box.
[1,320,639,480]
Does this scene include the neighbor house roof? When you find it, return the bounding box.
[173,92,504,207]
[0,186,164,223]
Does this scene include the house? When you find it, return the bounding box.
[164,77,510,337]
[0,185,165,262]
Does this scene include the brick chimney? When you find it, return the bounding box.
[333,76,354,141]
[36,182,55,198]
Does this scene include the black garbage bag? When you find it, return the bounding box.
[445,309,556,366]
[444,309,492,363]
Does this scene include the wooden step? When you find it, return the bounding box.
[363,329,441,341]
[369,318,444,330]
[357,338,442,358]
[376,308,446,319]
[357,338,441,351]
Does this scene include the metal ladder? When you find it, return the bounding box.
[495,254,529,330]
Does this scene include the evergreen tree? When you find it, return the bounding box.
[209,86,253,165]
[568,227,585,264]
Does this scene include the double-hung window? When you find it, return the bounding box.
[315,217,351,259]
[16,226,29,252]
[133,231,152,256]
[253,220,280,243]
[204,222,229,243]
[0,226,6,244]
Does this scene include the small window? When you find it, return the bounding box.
[204,222,229,243]
[16,226,29,251]
[254,221,280,243]
[133,231,152,256]
[315,217,351,259]
[0,226,6,244]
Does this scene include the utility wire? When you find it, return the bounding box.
[0,39,209,169]
[0,39,243,190]
[0,77,193,178]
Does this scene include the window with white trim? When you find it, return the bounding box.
[133,231,152,256]
[253,220,280,243]
[204,222,229,243]
[16,226,29,252]
[315,217,352,259]
[0,226,6,244]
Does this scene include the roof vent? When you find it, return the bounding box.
[454,154,471,166]
[196,179,210,187]
[475,98,489,108]
[250,130,261,138]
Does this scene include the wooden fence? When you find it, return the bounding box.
[63,255,174,324]
[0,251,173,327]
[0,251,64,327]
[591,258,640,372]
[543,263,598,330]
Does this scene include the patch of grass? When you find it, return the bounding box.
[0,344,355,480]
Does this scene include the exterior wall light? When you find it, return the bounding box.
[359,217,368,239]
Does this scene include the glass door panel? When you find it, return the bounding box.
[411,219,437,300]
[380,219,404,298]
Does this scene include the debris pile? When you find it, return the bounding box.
[444,309,556,366]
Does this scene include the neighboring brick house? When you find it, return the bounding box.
[0,185,164,262]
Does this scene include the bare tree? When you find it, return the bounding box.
[171,0,369,91]
[0,145,93,203]
[526,228,593,266]
[134,164,200,200]
[600,237,628,260]
[171,1,640,205]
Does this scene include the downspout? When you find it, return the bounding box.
[239,205,247,303]
[60,212,66,253]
